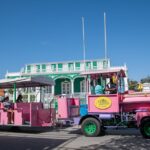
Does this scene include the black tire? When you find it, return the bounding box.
[81,117,101,137]
[140,118,150,139]
[100,126,106,136]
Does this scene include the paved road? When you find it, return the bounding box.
[0,126,149,150]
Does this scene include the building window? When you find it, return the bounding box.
[103,60,108,69]
[27,65,31,73]
[51,64,56,71]
[44,86,52,93]
[75,62,80,70]
[68,63,74,71]
[86,62,91,70]
[93,61,97,70]
[61,81,71,94]
[58,63,63,71]
[80,80,86,92]
[22,87,35,93]
[42,64,46,72]
[36,65,40,72]
[30,95,35,102]
[23,95,28,102]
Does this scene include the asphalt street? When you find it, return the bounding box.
[0,126,149,150]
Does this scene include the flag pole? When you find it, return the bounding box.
[82,17,88,99]
[104,12,107,59]
[82,17,86,71]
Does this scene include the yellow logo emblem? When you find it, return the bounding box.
[94,97,112,109]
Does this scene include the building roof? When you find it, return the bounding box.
[0,76,55,89]
[25,58,110,66]
[81,67,127,76]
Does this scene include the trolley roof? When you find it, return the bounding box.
[81,68,126,77]
[0,76,55,89]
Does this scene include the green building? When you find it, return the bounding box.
[5,59,127,102]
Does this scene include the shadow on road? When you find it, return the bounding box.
[0,127,149,150]
[105,128,141,136]
[0,126,55,133]
[0,124,74,134]
[68,129,150,150]
[0,136,67,150]
[79,136,150,150]
[68,127,141,136]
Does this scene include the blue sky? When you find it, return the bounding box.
[0,0,150,81]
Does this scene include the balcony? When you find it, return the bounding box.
[6,59,110,76]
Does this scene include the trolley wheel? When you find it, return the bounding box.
[81,117,101,137]
[140,118,150,139]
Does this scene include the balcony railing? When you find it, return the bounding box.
[23,65,105,75]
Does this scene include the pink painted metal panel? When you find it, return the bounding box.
[14,103,30,124]
[0,102,54,127]
[136,111,150,127]
[14,110,23,125]
[122,96,150,112]
[70,107,80,117]
[123,96,150,103]
[88,95,119,113]
[0,111,8,125]
[58,98,69,119]
[30,103,39,126]
[49,108,56,126]
[68,98,80,117]
[58,98,80,119]
[73,98,80,106]
[38,109,51,126]
[13,102,53,127]
[31,102,52,127]
[122,103,150,112]
[0,103,14,125]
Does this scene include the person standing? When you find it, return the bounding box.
[2,93,14,124]
[16,94,23,102]
[95,80,104,95]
